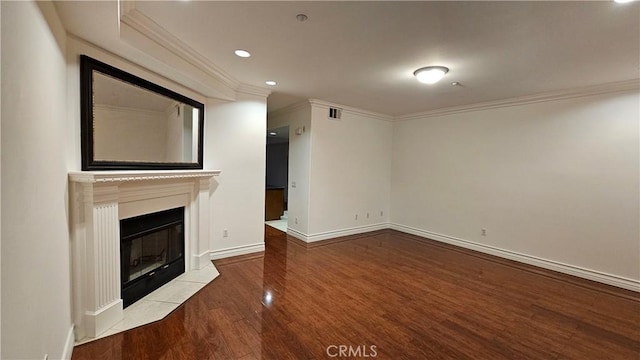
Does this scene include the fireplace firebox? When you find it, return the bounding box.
[120,207,185,308]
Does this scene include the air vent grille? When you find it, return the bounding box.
[328,107,342,120]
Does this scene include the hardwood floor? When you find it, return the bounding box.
[72,226,639,359]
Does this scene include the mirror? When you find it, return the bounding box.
[80,55,204,170]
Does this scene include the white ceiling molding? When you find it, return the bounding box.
[266,100,312,120]
[68,34,209,103]
[236,84,272,98]
[119,1,242,99]
[308,99,394,122]
[395,79,640,122]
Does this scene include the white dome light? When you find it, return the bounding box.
[234,49,251,58]
[265,80,277,86]
[614,0,636,3]
[414,66,449,84]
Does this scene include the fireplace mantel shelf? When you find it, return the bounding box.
[69,169,221,183]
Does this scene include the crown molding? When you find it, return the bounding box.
[396,79,640,122]
[308,99,394,122]
[119,3,239,92]
[236,84,272,98]
[267,100,312,119]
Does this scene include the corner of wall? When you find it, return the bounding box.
[205,93,267,259]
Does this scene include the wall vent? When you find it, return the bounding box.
[328,107,342,120]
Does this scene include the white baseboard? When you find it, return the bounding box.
[62,325,75,360]
[287,223,390,243]
[192,251,212,270]
[209,242,265,260]
[82,299,123,339]
[391,223,640,292]
[286,228,308,242]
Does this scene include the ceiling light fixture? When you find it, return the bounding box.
[296,14,308,22]
[234,49,251,58]
[614,0,636,3]
[269,132,277,136]
[414,66,449,84]
[265,80,277,86]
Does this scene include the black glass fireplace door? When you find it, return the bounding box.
[120,207,185,308]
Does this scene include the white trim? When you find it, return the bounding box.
[236,84,271,98]
[267,100,311,119]
[192,250,212,270]
[395,79,640,121]
[268,99,393,121]
[119,5,238,90]
[307,223,390,242]
[62,325,75,360]
[286,228,310,242]
[287,223,390,243]
[309,99,394,122]
[85,299,124,338]
[69,170,221,183]
[390,223,640,292]
[209,243,265,260]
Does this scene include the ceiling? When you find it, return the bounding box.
[56,1,639,117]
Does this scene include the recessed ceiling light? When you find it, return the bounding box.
[234,49,251,58]
[614,0,636,3]
[414,66,449,84]
[296,14,308,22]
[269,132,277,136]
[265,80,277,86]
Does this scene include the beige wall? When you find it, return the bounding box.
[391,89,640,286]
[268,102,393,241]
[206,92,268,258]
[1,1,74,359]
[307,103,392,239]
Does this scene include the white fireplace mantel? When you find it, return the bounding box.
[69,169,220,183]
[69,169,220,340]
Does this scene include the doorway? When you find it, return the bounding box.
[265,126,289,232]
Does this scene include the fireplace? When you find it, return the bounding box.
[69,170,219,339]
[120,207,185,308]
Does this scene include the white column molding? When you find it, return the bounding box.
[192,177,212,269]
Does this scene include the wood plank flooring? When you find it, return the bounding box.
[72,226,639,359]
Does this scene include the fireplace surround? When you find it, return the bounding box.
[69,170,220,340]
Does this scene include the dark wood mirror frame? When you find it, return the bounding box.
[80,55,205,171]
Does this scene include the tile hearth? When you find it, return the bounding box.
[76,262,219,345]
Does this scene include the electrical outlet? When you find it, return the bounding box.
[223,229,228,237]
[481,228,487,236]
